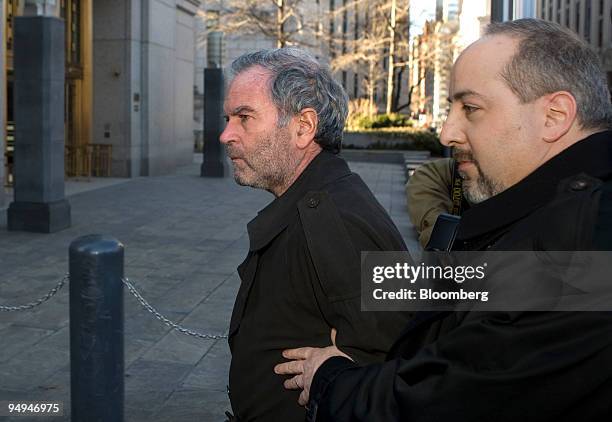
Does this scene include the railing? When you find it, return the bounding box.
[65,143,113,178]
[4,142,112,188]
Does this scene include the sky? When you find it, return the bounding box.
[410,0,436,37]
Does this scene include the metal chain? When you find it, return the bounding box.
[122,277,228,340]
[0,274,68,312]
[0,273,226,340]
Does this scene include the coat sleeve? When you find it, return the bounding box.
[405,158,454,248]
[308,310,612,422]
[297,191,413,365]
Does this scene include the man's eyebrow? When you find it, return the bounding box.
[447,90,486,103]
[225,105,257,116]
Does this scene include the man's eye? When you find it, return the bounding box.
[223,115,229,122]
[239,115,250,122]
[463,104,479,114]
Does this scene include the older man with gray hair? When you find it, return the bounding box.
[220,48,411,421]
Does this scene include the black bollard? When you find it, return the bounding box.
[69,234,124,422]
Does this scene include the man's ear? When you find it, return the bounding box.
[541,91,577,143]
[295,108,318,149]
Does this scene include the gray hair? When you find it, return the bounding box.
[485,18,612,130]
[230,47,349,153]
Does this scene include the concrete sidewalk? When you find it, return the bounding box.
[0,157,419,421]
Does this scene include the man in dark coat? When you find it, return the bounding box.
[220,48,411,421]
[275,19,612,421]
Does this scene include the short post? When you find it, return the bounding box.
[69,235,124,422]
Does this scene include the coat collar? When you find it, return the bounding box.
[457,130,612,241]
[247,150,353,251]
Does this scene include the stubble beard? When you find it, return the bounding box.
[227,126,299,195]
[453,149,505,204]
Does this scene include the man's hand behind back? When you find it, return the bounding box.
[274,329,351,405]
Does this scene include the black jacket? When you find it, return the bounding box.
[308,131,612,422]
[228,151,412,421]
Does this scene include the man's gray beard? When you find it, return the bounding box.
[453,148,505,204]
[229,128,298,195]
[460,163,505,204]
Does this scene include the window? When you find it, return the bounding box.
[329,0,335,58]
[6,0,18,53]
[548,0,552,20]
[585,0,591,42]
[597,17,603,47]
[70,0,81,64]
[60,0,82,67]
[342,0,347,55]
[575,1,580,33]
[597,0,604,46]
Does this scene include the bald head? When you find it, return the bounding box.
[452,34,520,103]
[479,19,611,130]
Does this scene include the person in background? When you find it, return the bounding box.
[405,158,458,248]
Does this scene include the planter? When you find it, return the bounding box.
[342,130,442,156]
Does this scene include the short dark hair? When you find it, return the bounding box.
[485,18,612,130]
[231,48,349,153]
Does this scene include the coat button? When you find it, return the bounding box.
[308,197,319,208]
[569,180,588,191]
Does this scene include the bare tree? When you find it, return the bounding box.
[385,0,397,114]
[328,0,410,116]
[216,0,313,48]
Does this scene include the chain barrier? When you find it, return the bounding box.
[122,277,228,340]
[0,274,227,340]
[0,274,68,312]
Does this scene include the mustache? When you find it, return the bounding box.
[225,146,241,160]
[452,148,475,163]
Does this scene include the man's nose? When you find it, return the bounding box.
[439,116,465,148]
[219,120,233,145]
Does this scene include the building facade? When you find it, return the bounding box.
[197,0,411,115]
[409,0,611,129]
[534,0,612,91]
[2,0,203,207]
[409,0,472,128]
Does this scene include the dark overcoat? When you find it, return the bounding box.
[308,131,612,422]
[228,151,412,421]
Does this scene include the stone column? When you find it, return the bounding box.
[8,16,71,233]
[201,31,228,177]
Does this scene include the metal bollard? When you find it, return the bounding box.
[69,234,124,422]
